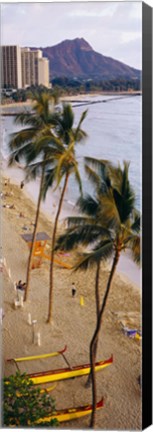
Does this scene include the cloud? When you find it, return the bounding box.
[1,2,142,68]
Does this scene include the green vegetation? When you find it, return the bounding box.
[1,85,61,104]
[42,103,87,322]
[8,91,87,323]
[8,90,61,300]
[3,372,58,427]
[51,77,141,95]
[1,78,141,106]
[55,159,140,427]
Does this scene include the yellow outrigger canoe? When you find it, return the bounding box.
[28,355,113,385]
[35,398,104,424]
[6,345,67,363]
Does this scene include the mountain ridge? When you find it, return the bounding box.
[31,38,141,81]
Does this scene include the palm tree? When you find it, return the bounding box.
[8,91,62,301]
[55,158,140,427]
[44,104,88,323]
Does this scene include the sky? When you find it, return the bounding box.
[1,1,142,69]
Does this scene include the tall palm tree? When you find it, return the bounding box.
[55,159,140,427]
[8,91,62,301]
[44,104,88,323]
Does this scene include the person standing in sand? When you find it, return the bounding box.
[71,282,76,297]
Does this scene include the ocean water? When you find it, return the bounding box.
[1,94,142,213]
[72,94,142,210]
[1,95,142,286]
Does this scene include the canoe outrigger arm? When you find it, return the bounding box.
[6,345,67,363]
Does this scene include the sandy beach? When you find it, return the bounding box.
[1,175,142,430]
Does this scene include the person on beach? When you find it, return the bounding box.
[0,308,5,324]
[16,281,26,303]
[71,282,76,297]
[16,280,26,291]
[20,181,24,189]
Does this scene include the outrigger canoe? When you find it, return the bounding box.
[28,355,113,385]
[35,398,104,424]
[6,345,67,363]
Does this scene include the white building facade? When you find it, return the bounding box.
[38,57,50,87]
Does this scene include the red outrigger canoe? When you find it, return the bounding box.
[28,354,113,385]
[35,398,104,423]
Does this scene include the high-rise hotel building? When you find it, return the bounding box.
[1,45,50,89]
[1,45,22,89]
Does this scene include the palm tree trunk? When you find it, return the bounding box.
[86,261,101,388]
[24,166,45,301]
[95,261,101,319]
[47,172,69,323]
[90,250,120,428]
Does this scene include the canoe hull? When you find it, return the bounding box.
[28,355,113,385]
[36,398,104,423]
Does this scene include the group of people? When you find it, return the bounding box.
[16,280,77,299]
[16,280,76,298]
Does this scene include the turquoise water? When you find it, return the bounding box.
[1,94,142,211]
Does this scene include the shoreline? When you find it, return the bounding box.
[0,91,142,109]
[1,169,141,290]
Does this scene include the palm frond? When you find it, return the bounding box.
[131,209,141,233]
[98,192,121,229]
[42,168,56,200]
[8,128,39,151]
[73,239,113,271]
[77,194,99,216]
[85,158,112,193]
[127,235,141,265]
[55,223,111,252]
[62,104,74,130]
[25,164,41,182]
[14,112,46,130]
[28,135,64,158]
[113,187,135,224]
[53,141,75,185]
[66,216,94,227]
[85,157,109,172]
[73,161,83,196]
[84,164,101,189]
[54,153,68,187]
[73,109,88,141]
[8,143,32,166]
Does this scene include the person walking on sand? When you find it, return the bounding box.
[16,280,26,295]
[71,282,76,297]
[16,281,26,304]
